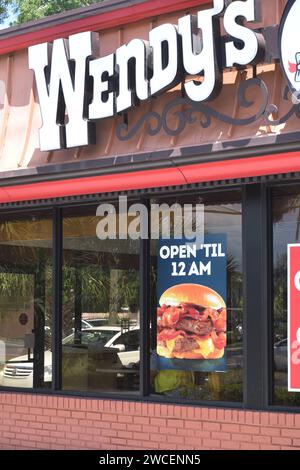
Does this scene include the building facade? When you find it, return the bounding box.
[0,0,300,450]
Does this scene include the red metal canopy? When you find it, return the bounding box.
[0,151,298,204]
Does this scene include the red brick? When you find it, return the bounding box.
[260,427,280,436]
[57,410,71,418]
[4,405,15,413]
[177,428,198,438]
[50,417,65,425]
[79,420,94,428]
[240,442,259,450]
[224,409,232,422]
[117,430,133,439]
[167,435,183,444]
[208,409,217,420]
[253,435,271,444]
[272,437,292,446]
[111,422,126,431]
[71,411,85,419]
[194,430,211,439]
[118,415,132,424]
[86,412,101,421]
[3,419,16,426]
[173,406,182,418]
[167,419,182,428]
[133,432,150,441]
[252,412,260,425]
[185,420,202,430]
[127,424,142,432]
[222,423,239,433]
[221,440,240,450]
[111,437,127,446]
[240,425,260,435]
[231,433,253,443]
[42,409,56,417]
[203,422,220,432]
[150,433,167,443]
[150,417,166,427]
[281,429,300,438]
[3,432,16,439]
[285,414,294,428]
[211,431,230,441]
[245,412,253,425]
[101,413,116,422]
[56,425,70,432]
[203,438,220,449]
[142,425,159,433]
[295,415,300,429]
[260,412,269,426]
[1,393,300,452]
[134,416,149,425]
[101,429,117,438]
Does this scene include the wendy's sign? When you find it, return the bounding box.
[28,0,300,153]
[287,244,300,392]
[28,0,265,152]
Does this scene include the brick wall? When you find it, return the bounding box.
[0,393,299,450]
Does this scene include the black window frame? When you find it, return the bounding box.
[0,181,298,413]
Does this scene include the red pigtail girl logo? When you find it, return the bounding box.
[280,0,300,100]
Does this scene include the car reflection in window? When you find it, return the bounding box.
[274,338,287,372]
[0,326,140,390]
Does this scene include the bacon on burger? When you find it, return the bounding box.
[157,283,226,360]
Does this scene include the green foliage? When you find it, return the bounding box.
[5,0,101,24]
[0,1,8,23]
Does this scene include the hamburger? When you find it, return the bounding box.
[157,283,226,360]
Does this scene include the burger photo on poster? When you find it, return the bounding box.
[157,284,226,360]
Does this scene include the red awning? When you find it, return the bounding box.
[0,151,299,204]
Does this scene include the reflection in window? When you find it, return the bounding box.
[0,213,53,390]
[150,191,243,402]
[273,186,300,406]
[61,206,140,393]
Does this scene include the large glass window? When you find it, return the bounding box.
[150,191,243,402]
[272,186,300,407]
[0,212,53,389]
[61,205,140,393]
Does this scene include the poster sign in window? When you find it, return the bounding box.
[156,235,227,372]
[287,244,300,392]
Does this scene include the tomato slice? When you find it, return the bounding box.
[213,317,226,332]
[211,331,226,349]
[157,329,185,341]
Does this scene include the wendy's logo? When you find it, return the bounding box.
[288,53,300,83]
[279,0,300,100]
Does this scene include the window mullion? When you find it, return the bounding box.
[52,207,62,391]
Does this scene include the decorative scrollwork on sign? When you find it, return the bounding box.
[264,86,300,126]
[116,111,162,141]
[115,79,300,142]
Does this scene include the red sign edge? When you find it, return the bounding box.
[287,244,300,392]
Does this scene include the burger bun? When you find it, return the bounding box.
[159,283,226,310]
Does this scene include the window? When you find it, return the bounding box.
[150,191,243,402]
[272,185,300,406]
[61,205,140,394]
[4,184,300,409]
[0,212,53,390]
[112,330,140,352]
